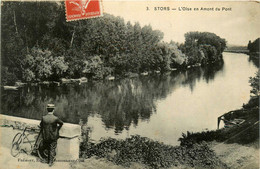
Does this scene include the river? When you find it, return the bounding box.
[1,52,258,145]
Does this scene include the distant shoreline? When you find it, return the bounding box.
[224,49,249,54]
[2,60,224,89]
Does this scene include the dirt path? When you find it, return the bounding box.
[210,141,259,169]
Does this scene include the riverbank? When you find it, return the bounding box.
[2,96,258,169]
[69,142,259,169]
[178,96,259,146]
[223,50,258,67]
[80,135,227,169]
[77,96,259,169]
[1,96,258,169]
[0,125,257,169]
[2,60,223,90]
[249,52,259,67]
[224,50,249,54]
[1,52,258,168]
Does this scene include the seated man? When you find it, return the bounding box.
[40,104,63,166]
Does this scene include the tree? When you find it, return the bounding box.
[21,48,68,82]
[249,70,259,96]
[248,38,260,53]
[183,31,226,65]
[1,1,227,84]
[82,55,105,79]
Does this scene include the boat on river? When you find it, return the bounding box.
[15,81,27,87]
[3,86,19,90]
[80,77,88,83]
[140,72,148,76]
[170,68,177,71]
[52,81,60,86]
[106,76,115,81]
[60,78,72,84]
[217,111,245,129]
[223,119,245,128]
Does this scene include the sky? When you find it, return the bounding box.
[102,1,260,46]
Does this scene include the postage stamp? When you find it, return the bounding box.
[65,0,103,21]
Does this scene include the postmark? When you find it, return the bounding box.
[65,0,103,21]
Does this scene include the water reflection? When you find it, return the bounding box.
[181,61,224,92]
[1,61,224,135]
[248,56,259,67]
[3,53,257,145]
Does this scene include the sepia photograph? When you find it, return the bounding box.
[0,0,259,169]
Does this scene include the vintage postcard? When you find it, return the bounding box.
[0,0,259,169]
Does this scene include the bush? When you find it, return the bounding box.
[22,69,35,82]
[249,70,259,96]
[1,67,18,85]
[20,48,69,81]
[82,55,105,80]
[81,135,227,169]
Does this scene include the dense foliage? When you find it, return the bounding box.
[247,38,260,53]
[1,1,226,85]
[80,135,227,168]
[180,32,226,65]
[247,38,260,67]
[249,70,259,96]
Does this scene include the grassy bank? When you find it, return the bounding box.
[80,135,227,169]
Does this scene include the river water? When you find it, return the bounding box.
[1,52,258,145]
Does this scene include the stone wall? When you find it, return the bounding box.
[0,114,81,160]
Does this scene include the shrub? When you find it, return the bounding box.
[1,67,18,85]
[249,70,259,96]
[81,135,227,168]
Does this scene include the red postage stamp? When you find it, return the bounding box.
[65,0,103,21]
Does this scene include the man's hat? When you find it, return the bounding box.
[47,104,55,109]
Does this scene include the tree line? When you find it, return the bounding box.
[247,38,260,53]
[1,1,226,85]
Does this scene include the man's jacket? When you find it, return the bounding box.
[40,113,64,141]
